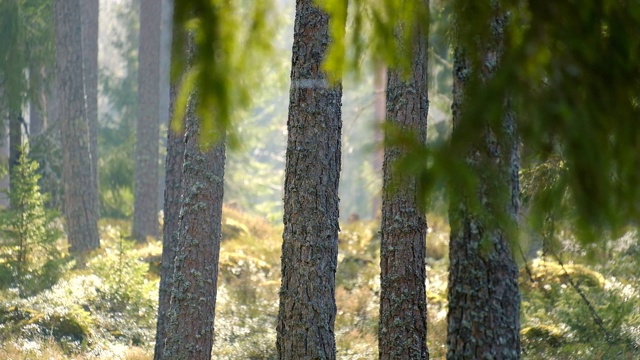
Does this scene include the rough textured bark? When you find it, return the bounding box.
[133,0,162,242]
[153,83,183,360]
[378,8,429,359]
[162,98,226,359]
[54,0,100,257]
[161,36,226,357]
[80,0,99,210]
[446,7,521,360]
[276,1,342,358]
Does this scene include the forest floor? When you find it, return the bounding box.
[1,206,639,359]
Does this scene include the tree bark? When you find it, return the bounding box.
[371,62,386,220]
[29,66,46,136]
[81,0,99,212]
[133,0,162,242]
[153,84,183,360]
[54,0,100,259]
[153,4,182,358]
[276,1,343,359]
[446,7,521,360]
[156,0,173,215]
[160,37,226,359]
[9,113,22,209]
[378,5,429,359]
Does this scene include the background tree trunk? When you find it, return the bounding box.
[9,113,22,209]
[81,0,99,212]
[54,0,100,259]
[276,1,343,358]
[133,0,162,242]
[153,4,181,358]
[371,62,386,220]
[446,7,521,359]
[29,66,46,136]
[378,5,429,358]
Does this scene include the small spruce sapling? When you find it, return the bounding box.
[0,147,67,297]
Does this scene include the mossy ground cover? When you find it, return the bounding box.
[1,208,639,359]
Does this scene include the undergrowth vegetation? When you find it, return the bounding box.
[1,201,639,359]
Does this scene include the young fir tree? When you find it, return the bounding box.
[1,149,64,298]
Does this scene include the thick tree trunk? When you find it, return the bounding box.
[446,8,521,360]
[162,97,226,359]
[161,34,226,357]
[276,1,343,359]
[133,0,162,242]
[54,0,100,258]
[378,6,429,359]
[153,83,183,360]
[81,0,99,212]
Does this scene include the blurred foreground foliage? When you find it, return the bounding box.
[172,0,639,247]
[385,0,639,245]
[174,0,640,244]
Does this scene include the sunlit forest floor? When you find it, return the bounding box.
[1,206,640,359]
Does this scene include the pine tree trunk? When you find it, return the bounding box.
[276,1,343,358]
[446,7,521,360]
[9,113,22,210]
[161,40,226,358]
[156,0,173,215]
[0,120,9,208]
[54,0,100,259]
[29,66,46,136]
[371,62,386,220]
[154,82,183,360]
[81,0,99,212]
[29,97,45,136]
[379,6,429,359]
[133,0,162,242]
